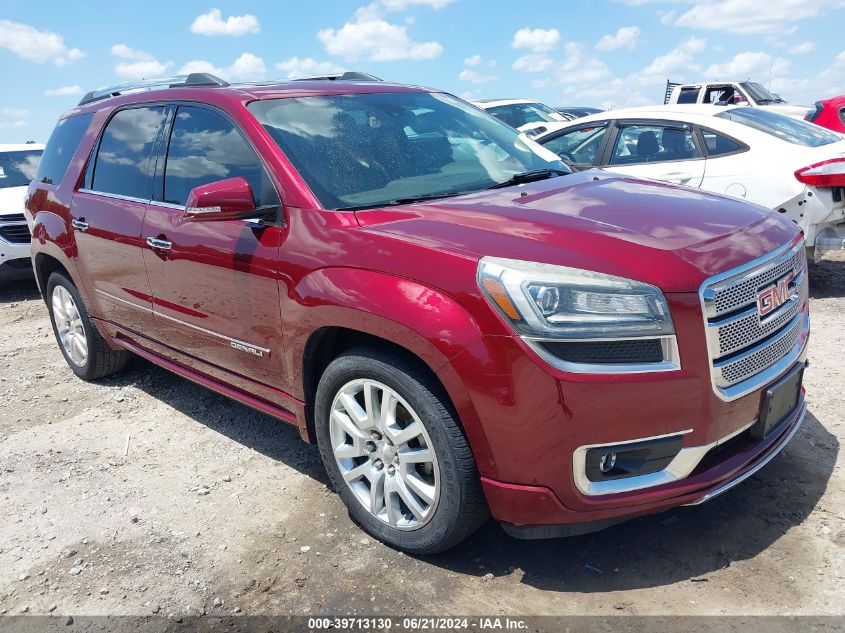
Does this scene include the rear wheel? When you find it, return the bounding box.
[46,272,128,380]
[315,348,488,554]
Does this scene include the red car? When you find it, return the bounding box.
[27,73,809,554]
[806,96,845,133]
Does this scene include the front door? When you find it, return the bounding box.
[604,122,706,188]
[141,104,286,385]
[72,105,166,335]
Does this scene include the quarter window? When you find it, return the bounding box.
[162,106,276,208]
[610,124,697,165]
[91,107,165,199]
[540,124,608,165]
[701,130,745,156]
[36,114,93,186]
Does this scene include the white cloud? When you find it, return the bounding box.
[318,6,443,61]
[0,107,29,129]
[276,57,345,79]
[789,42,816,54]
[190,9,260,36]
[512,54,553,73]
[704,51,791,80]
[178,53,266,81]
[595,26,641,51]
[0,20,83,66]
[380,0,455,8]
[674,0,845,35]
[111,44,174,79]
[458,68,496,84]
[511,27,560,53]
[44,85,83,97]
[464,54,483,67]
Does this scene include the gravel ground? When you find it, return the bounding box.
[0,256,843,619]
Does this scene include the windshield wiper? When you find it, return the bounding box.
[335,190,467,212]
[485,169,569,190]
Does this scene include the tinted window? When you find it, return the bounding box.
[486,103,564,128]
[541,124,608,165]
[0,150,42,189]
[717,107,840,147]
[91,107,164,199]
[610,125,697,165]
[701,130,745,156]
[35,114,92,185]
[249,92,567,211]
[163,106,276,208]
[677,87,700,104]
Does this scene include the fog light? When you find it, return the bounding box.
[599,452,617,473]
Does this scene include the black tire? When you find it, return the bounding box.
[315,347,488,555]
[46,272,128,380]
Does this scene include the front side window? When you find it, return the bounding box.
[610,124,697,165]
[0,150,42,189]
[486,103,564,128]
[717,107,840,147]
[162,106,277,208]
[36,114,92,185]
[91,107,165,199]
[248,92,568,210]
[541,124,608,165]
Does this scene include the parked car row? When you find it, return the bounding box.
[22,71,812,554]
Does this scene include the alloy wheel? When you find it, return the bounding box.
[51,285,88,367]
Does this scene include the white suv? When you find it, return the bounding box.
[0,143,43,281]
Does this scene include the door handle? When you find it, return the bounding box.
[71,219,89,232]
[146,237,172,250]
[661,172,694,183]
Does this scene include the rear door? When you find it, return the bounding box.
[72,105,166,335]
[141,103,286,384]
[602,121,705,187]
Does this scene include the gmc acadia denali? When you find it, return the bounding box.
[26,74,810,554]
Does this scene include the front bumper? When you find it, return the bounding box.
[486,394,806,537]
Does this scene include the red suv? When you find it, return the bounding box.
[27,73,810,554]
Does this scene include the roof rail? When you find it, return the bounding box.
[77,73,229,106]
[292,71,383,82]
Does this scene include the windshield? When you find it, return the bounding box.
[0,150,42,189]
[486,102,565,128]
[741,82,784,104]
[717,107,840,147]
[249,92,568,210]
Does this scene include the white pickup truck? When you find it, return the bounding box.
[664,80,810,119]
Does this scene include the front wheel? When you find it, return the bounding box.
[315,348,488,554]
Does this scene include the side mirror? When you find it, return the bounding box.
[184,176,256,221]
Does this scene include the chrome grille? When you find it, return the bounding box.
[700,241,809,401]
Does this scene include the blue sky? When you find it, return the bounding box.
[2,0,845,142]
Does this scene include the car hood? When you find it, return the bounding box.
[355,171,800,293]
[0,185,28,216]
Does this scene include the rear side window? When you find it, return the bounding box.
[91,106,165,199]
[677,87,700,104]
[35,114,93,185]
[701,130,745,156]
[717,107,840,147]
[162,106,276,208]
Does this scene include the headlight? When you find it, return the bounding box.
[478,257,679,372]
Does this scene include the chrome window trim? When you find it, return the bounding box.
[699,240,809,402]
[572,419,757,496]
[77,188,150,205]
[95,289,270,355]
[523,334,681,374]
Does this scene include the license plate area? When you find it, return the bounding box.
[752,363,804,440]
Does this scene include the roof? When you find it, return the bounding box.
[0,143,45,151]
[472,98,542,108]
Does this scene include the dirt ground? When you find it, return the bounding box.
[0,256,843,619]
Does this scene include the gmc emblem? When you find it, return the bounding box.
[757,272,796,318]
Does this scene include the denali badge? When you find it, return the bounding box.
[757,272,795,318]
[230,341,265,357]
